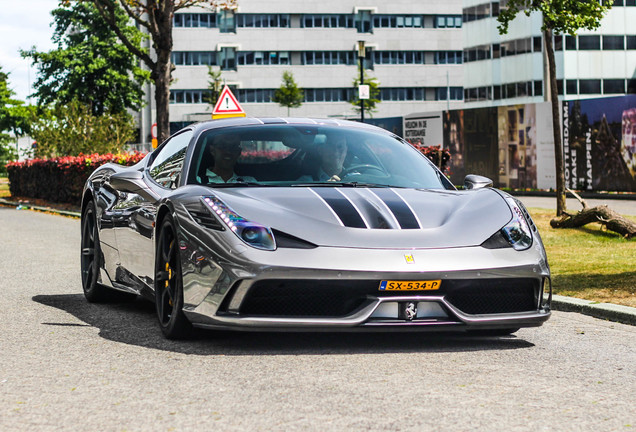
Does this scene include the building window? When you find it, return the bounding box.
[235,89,276,103]
[218,10,236,33]
[304,88,354,102]
[627,36,636,49]
[462,3,491,22]
[493,85,501,100]
[434,51,463,64]
[237,14,290,28]
[603,35,625,50]
[174,13,217,28]
[172,51,216,66]
[578,35,600,50]
[355,10,373,33]
[237,51,291,66]
[170,90,210,104]
[435,15,462,28]
[565,35,577,50]
[554,35,563,51]
[603,79,625,94]
[533,36,542,52]
[566,79,578,95]
[373,14,423,28]
[579,79,601,94]
[219,47,236,70]
[302,51,356,65]
[628,80,636,93]
[534,80,543,97]
[463,44,491,62]
[302,14,354,28]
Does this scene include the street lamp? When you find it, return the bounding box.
[357,40,365,123]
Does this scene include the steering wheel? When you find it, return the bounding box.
[340,164,387,178]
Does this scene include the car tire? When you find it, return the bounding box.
[81,200,130,302]
[155,216,192,339]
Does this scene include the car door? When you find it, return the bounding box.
[115,129,193,288]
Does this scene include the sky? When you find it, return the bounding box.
[0,0,59,102]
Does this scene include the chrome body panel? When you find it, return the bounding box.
[80,118,551,332]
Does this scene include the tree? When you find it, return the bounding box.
[272,71,303,116]
[497,0,612,216]
[23,2,149,116]
[203,66,223,108]
[29,101,136,158]
[349,72,380,118]
[81,0,238,143]
[0,67,34,173]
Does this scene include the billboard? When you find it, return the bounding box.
[403,112,443,147]
[414,94,635,191]
[496,103,555,190]
[563,95,636,192]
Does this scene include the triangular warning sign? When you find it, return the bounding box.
[212,85,246,119]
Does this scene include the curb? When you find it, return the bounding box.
[551,294,636,326]
[0,198,81,218]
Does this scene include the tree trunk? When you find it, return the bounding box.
[544,28,567,217]
[153,61,172,144]
[550,206,636,239]
[550,189,636,238]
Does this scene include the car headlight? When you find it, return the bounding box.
[502,197,533,250]
[481,197,533,250]
[202,196,276,251]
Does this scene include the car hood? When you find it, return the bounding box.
[210,187,513,249]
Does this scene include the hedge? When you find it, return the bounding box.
[6,153,146,205]
[5,144,451,205]
[407,142,452,175]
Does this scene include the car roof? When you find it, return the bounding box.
[187,117,394,136]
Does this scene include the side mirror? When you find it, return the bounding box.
[108,170,145,193]
[464,174,493,190]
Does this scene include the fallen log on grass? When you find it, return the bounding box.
[549,189,636,239]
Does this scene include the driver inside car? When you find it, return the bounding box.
[202,133,257,183]
[298,134,349,182]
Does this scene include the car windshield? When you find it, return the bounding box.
[187,124,452,189]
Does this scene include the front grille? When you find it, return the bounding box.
[444,278,538,315]
[236,278,539,318]
[238,280,379,317]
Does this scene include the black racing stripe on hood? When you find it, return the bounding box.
[372,188,420,229]
[311,188,366,228]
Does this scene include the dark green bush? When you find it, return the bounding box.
[6,152,146,204]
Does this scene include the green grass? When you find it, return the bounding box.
[0,177,9,198]
[528,208,636,307]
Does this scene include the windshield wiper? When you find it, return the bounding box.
[206,181,264,188]
[292,181,391,188]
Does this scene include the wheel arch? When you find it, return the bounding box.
[81,187,95,217]
[155,201,177,246]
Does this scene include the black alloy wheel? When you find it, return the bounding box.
[155,217,192,339]
[80,201,111,302]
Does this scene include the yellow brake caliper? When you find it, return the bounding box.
[165,261,173,306]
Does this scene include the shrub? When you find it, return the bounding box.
[407,141,451,175]
[6,152,146,204]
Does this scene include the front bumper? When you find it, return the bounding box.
[178,230,551,332]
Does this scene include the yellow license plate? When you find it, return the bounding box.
[379,280,441,291]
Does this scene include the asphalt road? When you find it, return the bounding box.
[1,208,635,431]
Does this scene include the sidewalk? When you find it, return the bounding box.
[515,195,636,216]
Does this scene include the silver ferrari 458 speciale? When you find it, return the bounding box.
[81,118,551,339]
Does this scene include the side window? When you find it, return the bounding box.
[149,130,193,189]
